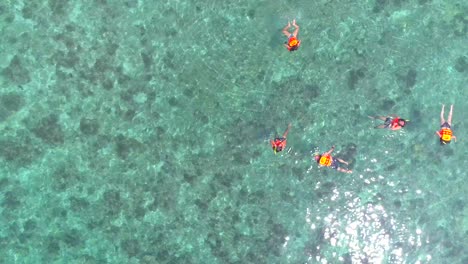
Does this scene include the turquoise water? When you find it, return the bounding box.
[0,0,467,263]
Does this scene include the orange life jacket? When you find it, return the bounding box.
[319,155,332,167]
[440,128,452,142]
[287,37,299,51]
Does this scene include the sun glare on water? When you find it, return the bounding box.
[303,187,427,264]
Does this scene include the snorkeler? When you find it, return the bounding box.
[282,19,301,51]
[369,115,408,130]
[270,123,292,154]
[314,146,352,174]
[436,104,457,145]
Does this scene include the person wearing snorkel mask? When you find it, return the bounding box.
[436,104,457,145]
[282,19,301,51]
[270,123,291,154]
[369,115,408,130]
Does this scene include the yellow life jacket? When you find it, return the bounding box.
[319,155,332,167]
[440,128,452,142]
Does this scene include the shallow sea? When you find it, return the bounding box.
[0,0,467,263]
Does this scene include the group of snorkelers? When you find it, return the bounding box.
[275,21,457,173]
[270,103,456,174]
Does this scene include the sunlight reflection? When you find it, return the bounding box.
[304,192,425,264]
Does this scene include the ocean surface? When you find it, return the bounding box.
[0,0,467,263]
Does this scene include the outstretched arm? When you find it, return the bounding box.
[435,131,441,138]
[282,123,292,138]
[324,145,335,156]
[282,22,291,37]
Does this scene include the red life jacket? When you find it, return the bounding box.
[391,117,400,128]
[271,138,286,152]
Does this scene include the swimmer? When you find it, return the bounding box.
[436,104,457,145]
[314,146,352,174]
[270,123,292,154]
[282,19,301,51]
[369,115,408,130]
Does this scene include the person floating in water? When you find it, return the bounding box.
[314,146,352,174]
[282,19,301,51]
[369,115,408,130]
[436,104,456,145]
[270,123,292,154]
